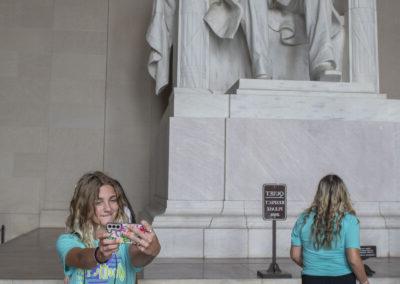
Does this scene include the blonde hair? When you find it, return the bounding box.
[66,171,130,247]
[304,174,357,249]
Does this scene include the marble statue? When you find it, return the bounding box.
[146,0,345,95]
[146,0,176,95]
[205,0,344,81]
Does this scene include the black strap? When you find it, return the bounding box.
[94,246,108,264]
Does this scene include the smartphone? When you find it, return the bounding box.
[106,223,146,243]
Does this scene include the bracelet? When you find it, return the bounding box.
[361,280,369,284]
[94,247,108,264]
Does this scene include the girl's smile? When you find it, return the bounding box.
[92,184,119,226]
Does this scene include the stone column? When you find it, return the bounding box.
[176,0,209,89]
[349,0,379,92]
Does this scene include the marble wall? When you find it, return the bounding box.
[0,0,167,241]
[378,0,400,100]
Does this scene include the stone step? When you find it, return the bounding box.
[228,79,378,94]
[171,82,400,121]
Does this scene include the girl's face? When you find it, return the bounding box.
[92,185,119,226]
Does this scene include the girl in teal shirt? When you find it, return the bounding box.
[290,174,369,284]
[56,171,161,284]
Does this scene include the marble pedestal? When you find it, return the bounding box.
[146,80,400,258]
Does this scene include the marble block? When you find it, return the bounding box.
[225,119,400,203]
[153,215,213,228]
[360,229,389,257]
[156,228,204,258]
[228,79,378,94]
[160,200,224,217]
[171,80,400,122]
[249,228,292,258]
[227,80,400,122]
[171,88,229,118]
[204,229,248,258]
[389,230,400,257]
[210,216,247,229]
[168,117,225,201]
[249,229,272,258]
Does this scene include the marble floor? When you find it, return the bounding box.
[143,257,400,280]
[0,228,399,281]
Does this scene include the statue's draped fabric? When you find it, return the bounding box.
[146,0,344,94]
[146,0,175,95]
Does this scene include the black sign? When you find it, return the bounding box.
[360,246,377,258]
[263,184,287,220]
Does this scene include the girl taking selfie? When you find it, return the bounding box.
[56,171,160,284]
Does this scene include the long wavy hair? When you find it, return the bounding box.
[304,174,357,249]
[66,171,132,247]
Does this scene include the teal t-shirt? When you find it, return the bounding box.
[56,233,141,284]
[291,212,360,276]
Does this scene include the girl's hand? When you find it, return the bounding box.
[96,231,119,262]
[126,221,161,256]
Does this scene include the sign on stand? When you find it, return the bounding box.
[360,246,377,259]
[257,184,291,279]
[263,184,287,220]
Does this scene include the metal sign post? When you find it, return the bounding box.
[1,225,4,244]
[257,184,291,279]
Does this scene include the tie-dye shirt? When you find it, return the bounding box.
[56,234,141,283]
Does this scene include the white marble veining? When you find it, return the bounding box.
[229,79,378,94]
[209,216,247,229]
[161,200,224,216]
[248,229,272,258]
[361,229,390,257]
[171,80,400,123]
[168,118,225,201]
[156,228,204,258]
[349,0,379,92]
[171,88,229,118]
[176,0,209,89]
[153,215,212,229]
[204,229,248,258]
[389,230,400,256]
[230,94,400,121]
[225,119,400,203]
[248,228,292,258]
